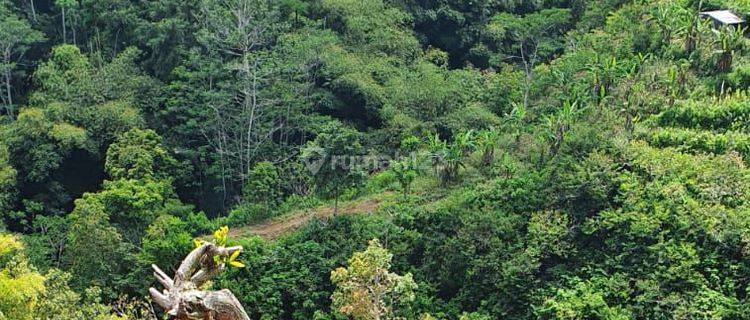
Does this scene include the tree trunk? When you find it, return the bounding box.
[62,8,67,43]
[4,65,12,118]
[717,52,732,73]
[481,147,494,167]
[149,243,250,320]
[685,28,696,54]
[29,0,37,22]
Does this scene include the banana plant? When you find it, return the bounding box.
[454,130,477,156]
[505,104,527,145]
[440,143,465,185]
[653,2,677,46]
[543,101,583,157]
[712,25,746,73]
[426,133,446,176]
[477,129,501,167]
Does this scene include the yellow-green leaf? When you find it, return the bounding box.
[229,261,245,268]
[229,250,241,262]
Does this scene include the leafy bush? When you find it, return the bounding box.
[243,161,283,209]
[657,92,750,131]
[226,203,269,226]
[638,126,750,161]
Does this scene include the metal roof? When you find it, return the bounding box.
[699,10,744,25]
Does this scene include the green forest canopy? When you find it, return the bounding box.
[3,0,750,318]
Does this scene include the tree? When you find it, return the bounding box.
[0,233,126,320]
[429,131,475,185]
[55,0,78,44]
[149,226,249,320]
[321,0,420,59]
[196,0,286,193]
[64,195,129,295]
[302,121,364,215]
[105,128,178,181]
[32,44,153,118]
[542,101,582,158]
[137,215,193,276]
[477,129,501,167]
[330,239,417,320]
[678,0,705,54]
[64,153,203,296]
[426,134,446,177]
[2,107,89,219]
[440,142,465,185]
[0,142,16,216]
[2,45,149,220]
[712,25,745,74]
[538,276,631,320]
[489,9,571,108]
[243,161,282,210]
[504,104,526,145]
[389,158,417,198]
[0,1,44,117]
[0,233,46,320]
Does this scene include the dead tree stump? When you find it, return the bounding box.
[149,243,250,320]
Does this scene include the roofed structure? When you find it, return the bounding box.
[699,10,744,26]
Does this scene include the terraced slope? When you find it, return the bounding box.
[638,93,750,163]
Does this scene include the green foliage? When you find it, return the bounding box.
[657,92,750,131]
[105,128,178,180]
[476,129,501,167]
[489,8,572,64]
[4,107,87,184]
[638,126,750,161]
[0,234,124,320]
[537,275,632,320]
[427,131,476,185]
[137,215,192,276]
[389,158,418,198]
[0,234,45,320]
[0,0,45,116]
[2,44,148,220]
[330,239,417,320]
[711,25,745,73]
[320,0,420,59]
[541,101,584,157]
[32,45,153,112]
[0,143,16,216]
[726,61,750,89]
[303,121,365,212]
[399,136,421,154]
[64,195,129,295]
[7,0,750,318]
[243,161,283,209]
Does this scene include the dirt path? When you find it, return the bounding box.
[228,197,383,241]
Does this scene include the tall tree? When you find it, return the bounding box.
[55,0,78,44]
[195,0,286,196]
[302,121,364,215]
[0,1,44,117]
[489,8,571,108]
